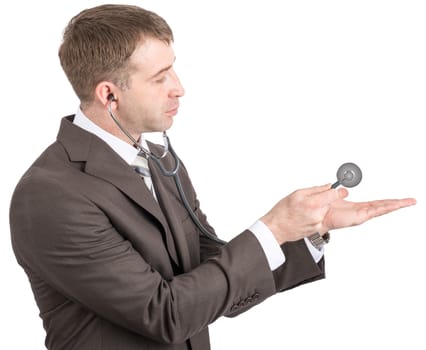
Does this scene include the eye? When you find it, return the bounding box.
[155,75,167,84]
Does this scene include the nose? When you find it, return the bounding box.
[170,69,185,98]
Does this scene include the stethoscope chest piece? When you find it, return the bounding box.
[333,162,362,188]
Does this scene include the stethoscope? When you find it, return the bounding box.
[107,94,363,247]
[107,94,227,245]
[332,162,362,188]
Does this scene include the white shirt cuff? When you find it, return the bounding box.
[304,237,325,263]
[249,220,286,271]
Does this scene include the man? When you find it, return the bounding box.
[9,4,415,350]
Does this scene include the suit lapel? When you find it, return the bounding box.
[57,117,180,267]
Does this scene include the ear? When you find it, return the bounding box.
[94,81,119,107]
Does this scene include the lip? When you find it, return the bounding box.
[165,105,179,116]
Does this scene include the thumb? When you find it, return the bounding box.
[337,187,349,199]
[311,186,349,207]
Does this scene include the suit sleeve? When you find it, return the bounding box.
[192,196,325,295]
[273,241,325,293]
[10,174,277,345]
[177,161,325,297]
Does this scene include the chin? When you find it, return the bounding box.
[162,118,174,131]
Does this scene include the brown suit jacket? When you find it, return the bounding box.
[10,116,325,349]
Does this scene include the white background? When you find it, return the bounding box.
[1,1,424,349]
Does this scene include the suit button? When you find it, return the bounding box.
[253,293,260,300]
[230,304,239,312]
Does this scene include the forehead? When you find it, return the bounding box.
[129,37,175,76]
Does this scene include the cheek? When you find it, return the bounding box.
[126,88,169,128]
[139,89,163,110]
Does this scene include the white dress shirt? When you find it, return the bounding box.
[73,108,323,271]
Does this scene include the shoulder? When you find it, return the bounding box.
[12,141,77,196]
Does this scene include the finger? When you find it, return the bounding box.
[382,198,417,211]
[337,187,349,200]
[400,197,417,206]
[362,198,416,209]
[364,198,416,219]
[344,197,416,209]
[311,187,348,207]
[300,183,332,196]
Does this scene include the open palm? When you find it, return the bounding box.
[322,197,416,231]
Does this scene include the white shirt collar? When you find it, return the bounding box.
[73,107,147,165]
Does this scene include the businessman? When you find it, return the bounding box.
[9,4,416,350]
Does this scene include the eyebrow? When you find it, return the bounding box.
[148,57,176,80]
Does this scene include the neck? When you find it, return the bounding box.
[81,104,139,146]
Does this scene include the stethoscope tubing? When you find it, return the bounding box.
[107,102,226,245]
